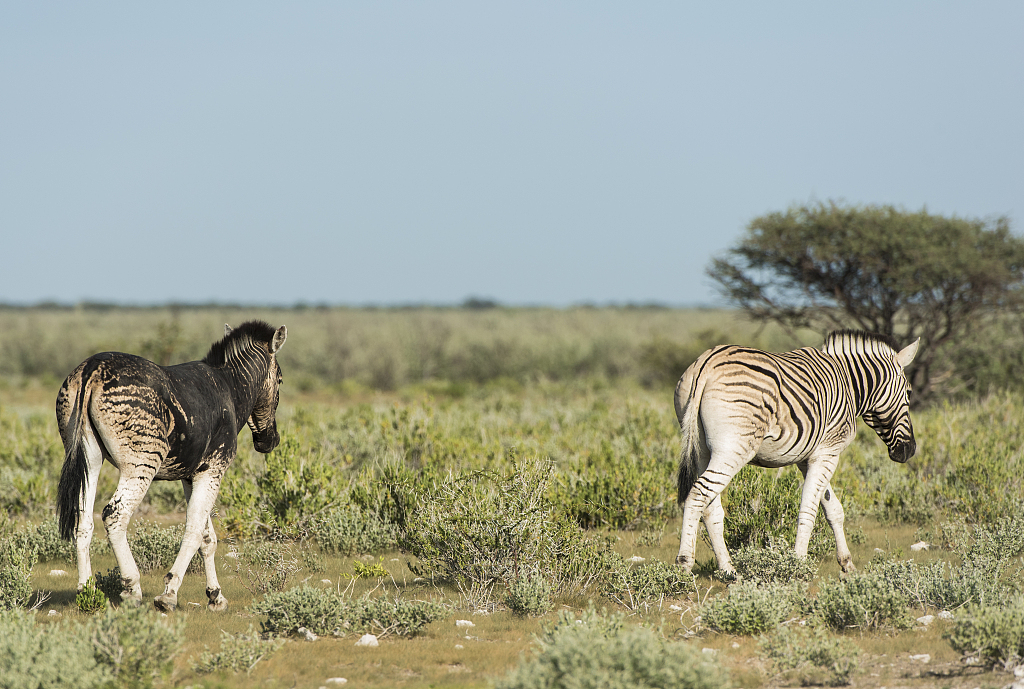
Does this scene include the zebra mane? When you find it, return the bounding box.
[822,330,900,357]
[203,320,278,367]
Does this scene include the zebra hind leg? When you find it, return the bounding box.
[702,494,735,575]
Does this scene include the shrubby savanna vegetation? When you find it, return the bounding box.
[3,204,1024,688]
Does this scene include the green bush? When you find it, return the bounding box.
[308,504,398,556]
[759,624,861,686]
[220,434,346,539]
[0,538,36,611]
[494,606,730,689]
[250,585,447,639]
[128,521,200,574]
[815,571,912,631]
[504,567,554,617]
[731,537,816,584]
[870,555,1017,611]
[701,581,803,635]
[89,603,185,689]
[402,454,607,600]
[0,608,111,689]
[76,577,107,615]
[233,541,301,596]
[604,559,695,612]
[95,567,131,606]
[10,517,84,563]
[191,624,286,675]
[946,596,1024,668]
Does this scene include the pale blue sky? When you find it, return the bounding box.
[2,3,1021,306]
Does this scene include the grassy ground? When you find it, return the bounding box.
[28,517,1005,689]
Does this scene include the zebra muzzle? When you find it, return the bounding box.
[888,439,916,463]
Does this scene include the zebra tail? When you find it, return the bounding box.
[56,375,93,542]
[675,360,709,506]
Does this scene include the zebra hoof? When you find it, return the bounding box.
[207,593,228,612]
[121,592,143,608]
[153,593,177,612]
[675,555,693,573]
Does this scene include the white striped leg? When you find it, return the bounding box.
[74,428,105,591]
[793,457,840,561]
[702,494,735,574]
[676,451,750,572]
[102,466,156,605]
[155,473,222,612]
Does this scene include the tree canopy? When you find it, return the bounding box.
[710,202,1024,401]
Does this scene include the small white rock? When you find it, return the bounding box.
[413,577,426,583]
[916,615,935,626]
[455,644,464,649]
[731,642,740,649]
[668,604,683,612]
[910,541,930,552]
[321,579,332,584]
[355,634,378,647]
[702,648,717,656]
[938,610,954,620]
[628,555,646,563]
[325,679,347,685]
[47,610,58,617]
[298,627,319,642]
[390,558,399,562]
[873,548,885,553]
[48,569,67,577]
[455,619,475,628]
[908,653,931,663]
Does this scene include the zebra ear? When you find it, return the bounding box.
[271,325,287,353]
[224,324,233,337]
[896,338,920,369]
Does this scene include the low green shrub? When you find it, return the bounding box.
[701,581,804,635]
[129,521,200,574]
[11,517,77,563]
[234,541,301,596]
[191,624,286,675]
[89,604,185,688]
[251,585,447,639]
[220,434,347,539]
[504,567,554,617]
[552,440,675,529]
[815,571,912,631]
[494,606,730,689]
[0,608,111,689]
[731,537,815,584]
[870,555,1017,611]
[308,505,398,556]
[0,538,36,611]
[604,559,695,612]
[76,577,107,615]
[759,624,861,686]
[946,596,1024,668]
[403,454,610,601]
[94,567,131,606]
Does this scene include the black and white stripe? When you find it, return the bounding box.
[673,330,918,574]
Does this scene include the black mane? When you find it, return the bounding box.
[203,320,278,366]
[824,329,900,353]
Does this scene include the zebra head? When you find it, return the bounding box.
[858,337,920,464]
[245,324,287,454]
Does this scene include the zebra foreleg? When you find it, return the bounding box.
[156,473,223,612]
[818,480,855,572]
[180,478,228,611]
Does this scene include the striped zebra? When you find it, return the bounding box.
[56,321,287,611]
[673,330,919,574]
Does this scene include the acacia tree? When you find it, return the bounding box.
[710,202,1024,401]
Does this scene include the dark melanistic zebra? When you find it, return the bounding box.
[673,330,918,574]
[56,320,287,611]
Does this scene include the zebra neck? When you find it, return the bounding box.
[221,342,269,421]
